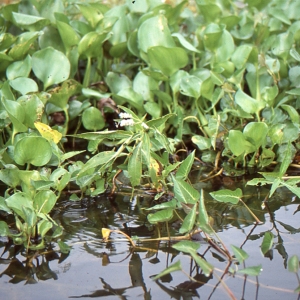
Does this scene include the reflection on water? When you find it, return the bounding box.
[1,183,300,299]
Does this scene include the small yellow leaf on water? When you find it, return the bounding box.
[102,228,111,241]
[34,122,62,144]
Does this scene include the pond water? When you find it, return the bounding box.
[1,179,300,300]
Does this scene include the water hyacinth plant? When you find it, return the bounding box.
[0,0,299,295]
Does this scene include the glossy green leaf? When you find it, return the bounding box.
[228,130,256,156]
[179,75,202,98]
[6,55,31,80]
[172,175,199,204]
[34,190,57,214]
[243,122,268,148]
[0,33,16,51]
[179,203,197,234]
[176,150,195,180]
[9,31,40,60]
[281,105,300,124]
[22,206,37,228]
[9,77,38,95]
[0,165,21,188]
[172,240,200,253]
[231,245,249,263]
[82,107,105,131]
[192,135,211,150]
[57,240,71,254]
[261,231,274,255]
[0,221,11,237]
[77,3,108,28]
[235,89,265,115]
[32,47,70,90]
[14,136,52,166]
[210,188,242,204]
[5,192,34,220]
[152,261,182,281]
[172,33,200,53]
[147,208,173,224]
[198,189,213,234]
[288,255,299,273]
[231,45,253,69]
[78,32,109,58]
[148,46,188,76]
[38,219,53,237]
[128,143,142,187]
[56,20,80,52]
[79,151,117,175]
[191,252,214,277]
[12,12,50,31]
[238,265,262,276]
[138,15,175,53]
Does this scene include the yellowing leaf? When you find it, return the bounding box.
[34,122,62,144]
[102,228,111,241]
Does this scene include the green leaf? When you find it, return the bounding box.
[210,188,242,204]
[148,46,188,77]
[228,130,256,156]
[172,33,200,53]
[231,245,249,264]
[37,219,53,238]
[22,206,37,228]
[243,122,268,148]
[172,240,200,253]
[238,265,262,276]
[6,55,31,80]
[12,12,50,31]
[152,261,182,281]
[192,135,211,150]
[57,240,71,254]
[79,151,117,174]
[32,47,70,90]
[138,15,175,53]
[176,150,195,180]
[288,255,299,273]
[179,75,202,98]
[14,136,52,166]
[0,221,11,237]
[198,189,213,234]
[9,77,38,95]
[147,208,173,224]
[82,107,105,131]
[5,192,33,220]
[172,175,199,204]
[191,252,214,277]
[179,203,197,234]
[34,190,57,214]
[78,32,109,58]
[235,89,265,115]
[128,143,142,187]
[261,232,273,255]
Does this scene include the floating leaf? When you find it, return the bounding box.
[172,240,200,253]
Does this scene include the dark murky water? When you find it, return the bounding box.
[1,181,300,300]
